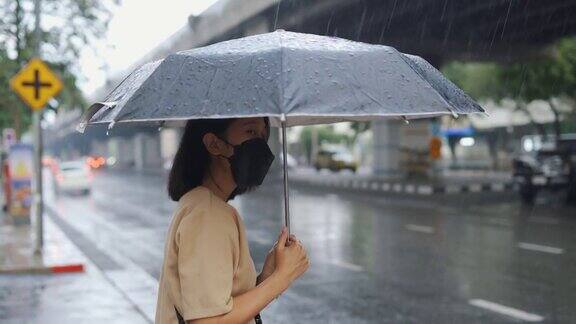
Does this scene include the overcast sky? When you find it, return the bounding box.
[78,0,218,95]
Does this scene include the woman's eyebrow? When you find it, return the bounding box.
[241,120,268,138]
[242,121,267,131]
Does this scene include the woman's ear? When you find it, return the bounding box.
[202,133,223,155]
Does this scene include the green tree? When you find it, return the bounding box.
[443,37,576,136]
[350,121,370,140]
[0,0,119,138]
[442,61,504,100]
[500,38,576,136]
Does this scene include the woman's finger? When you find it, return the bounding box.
[277,226,288,250]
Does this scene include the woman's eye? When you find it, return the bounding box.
[247,130,257,136]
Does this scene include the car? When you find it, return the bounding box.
[512,134,576,204]
[55,161,93,195]
[314,147,358,172]
[86,155,107,169]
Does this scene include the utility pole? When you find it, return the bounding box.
[33,0,44,255]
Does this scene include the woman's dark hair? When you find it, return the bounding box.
[167,117,270,202]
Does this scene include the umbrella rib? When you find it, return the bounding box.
[349,71,386,109]
[396,52,457,114]
[80,67,137,128]
[278,31,286,115]
[157,58,188,112]
[192,56,216,67]
[204,63,220,105]
[107,60,165,125]
[278,31,291,233]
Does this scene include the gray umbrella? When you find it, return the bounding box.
[78,30,484,233]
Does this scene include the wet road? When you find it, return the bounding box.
[45,169,576,323]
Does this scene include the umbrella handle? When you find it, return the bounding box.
[281,117,291,237]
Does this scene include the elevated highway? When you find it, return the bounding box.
[47,0,576,174]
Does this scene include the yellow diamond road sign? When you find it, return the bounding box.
[10,58,63,111]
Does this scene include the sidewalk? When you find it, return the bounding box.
[0,210,151,323]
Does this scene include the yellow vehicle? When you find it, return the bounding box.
[314,147,358,172]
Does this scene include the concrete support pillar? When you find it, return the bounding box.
[372,120,402,176]
[91,140,109,157]
[143,134,162,169]
[160,128,181,169]
[134,133,145,171]
[371,53,441,178]
[110,137,134,168]
[401,119,433,177]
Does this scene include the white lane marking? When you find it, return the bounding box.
[518,242,564,255]
[330,260,364,272]
[468,299,544,322]
[405,224,435,234]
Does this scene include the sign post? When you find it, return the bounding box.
[10,57,62,254]
[2,128,16,151]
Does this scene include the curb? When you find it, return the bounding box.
[0,263,85,274]
[290,177,516,195]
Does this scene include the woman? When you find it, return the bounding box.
[155,117,310,324]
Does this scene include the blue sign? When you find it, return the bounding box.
[441,127,475,137]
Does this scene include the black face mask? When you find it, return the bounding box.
[218,137,275,200]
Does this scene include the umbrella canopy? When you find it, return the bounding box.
[78,30,485,234]
[77,30,483,133]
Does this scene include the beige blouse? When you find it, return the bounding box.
[155,186,258,324]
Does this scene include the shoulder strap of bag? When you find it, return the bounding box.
[175,306,185,324]
[175,306,262,324]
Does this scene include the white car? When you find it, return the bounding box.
[55,161,93,195]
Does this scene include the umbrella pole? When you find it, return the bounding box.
[281,118,291,236]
